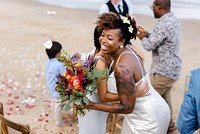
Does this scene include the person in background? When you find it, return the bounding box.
[177,68,200,134]
[44,40,66,126]
[137,0,182,133]
[99,0,134,16]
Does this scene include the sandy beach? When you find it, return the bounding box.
[0,0,200,133]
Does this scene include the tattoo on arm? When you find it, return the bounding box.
[115,64,136,95]
[113,64,136,113]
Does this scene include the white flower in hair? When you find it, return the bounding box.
[128,26,134,33]
[43,40,52,49]
[120,15,130,24]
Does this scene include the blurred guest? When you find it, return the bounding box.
[177,68,200,134]
[99,0,134,16]
[137,0,182,133]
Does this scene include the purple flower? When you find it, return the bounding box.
[82,60,90,68]
[71,56,78,62]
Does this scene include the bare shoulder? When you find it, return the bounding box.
[95,56,107,71]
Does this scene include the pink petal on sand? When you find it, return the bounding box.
[16,105,19,108]
[8,86,13,89]
[16,106,21,111]
[29,95,36,98]
[63,118,68,122]
[14,96,19,99]
[8,92,12,97]
[6,112,12,115]
[47,104,51,108]
[38,118,43,122]
[27,105,35,109]
[7,100,14,105]
[9,107,13,111]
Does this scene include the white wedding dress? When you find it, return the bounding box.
[78,92,108,134]
[107,49,170,134]
[78,55,108,134]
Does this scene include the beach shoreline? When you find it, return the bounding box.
[0,0,200,133]
[36,0,200,20]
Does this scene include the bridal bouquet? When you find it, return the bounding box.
[55,49,108,116]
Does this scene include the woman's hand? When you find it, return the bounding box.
[136,80,150,97]
[72,52,81,59]
[82,98,93,109]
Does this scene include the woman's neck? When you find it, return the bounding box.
[111,47,126,61]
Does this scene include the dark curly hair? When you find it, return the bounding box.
[96,12,138,45]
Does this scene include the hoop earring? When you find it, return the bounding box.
[119,45,124,49]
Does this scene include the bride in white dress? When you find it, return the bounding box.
[85,12,170,134]
[107,48,170,133]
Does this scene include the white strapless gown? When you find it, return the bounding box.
[107,72,170,134]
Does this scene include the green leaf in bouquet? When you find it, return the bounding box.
[60,103,65,108]
[61,96,69,102]
[75,91,83,97]
[87,87,96,95]
[83,96,89,104]
[64,103,71,111]
[74,99,83,105]
[70,94,75,100]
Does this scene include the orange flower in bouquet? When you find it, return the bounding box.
[55,49,108,116]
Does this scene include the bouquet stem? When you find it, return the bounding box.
[73,104,78,118]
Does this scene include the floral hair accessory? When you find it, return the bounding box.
[120,15,134,34]
[128,26,133,33]
[120,15,130,25]
[43,39,52,49]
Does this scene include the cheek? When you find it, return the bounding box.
[99,36,103,43]
[108,40,119,51]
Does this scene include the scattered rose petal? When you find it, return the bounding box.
[27,105,35,109]
[38,118,43,122]
[6,112,12,115]
[14,96,19,99]
[8,92,12,97]
[7,100,14,105]
[29,95,36,98]
[9,107,13,111]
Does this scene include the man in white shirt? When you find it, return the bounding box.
[99,0,134,16]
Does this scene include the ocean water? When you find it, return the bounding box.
[36,0,200,20]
